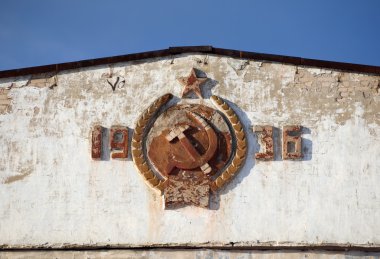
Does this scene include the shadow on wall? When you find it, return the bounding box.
[210,123,313,209]
[301,127,312,161]
[210,98,255,210]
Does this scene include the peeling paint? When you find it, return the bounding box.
[26,73,58,89]
[3,167,32,184]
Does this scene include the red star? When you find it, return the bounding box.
[178,68,208,99]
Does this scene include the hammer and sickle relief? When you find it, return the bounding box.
[124,68,248,209]
[159,112,217,176]
[131,93,247,209]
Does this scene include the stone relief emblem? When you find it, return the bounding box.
[91,67,307,208]
[131,68,247,209]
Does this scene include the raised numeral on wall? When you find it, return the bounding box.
[91,126,128,160]
[253,126,274,160]
[282,125,302,160]
[253,125,303,160]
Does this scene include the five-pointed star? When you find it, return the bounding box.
[178,68,208,99]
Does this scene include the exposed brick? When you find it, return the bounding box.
[338,87,349,92]
[0,88,11,114]
[363,92,372,98]
[336,98,348,103]
[26,73,57,88]
[355,86,370,91]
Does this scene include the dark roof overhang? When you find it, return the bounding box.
[0,46,379,78]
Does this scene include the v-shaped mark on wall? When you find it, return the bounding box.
[107,76,125,92]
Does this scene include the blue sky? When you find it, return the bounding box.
[0,0,379,70]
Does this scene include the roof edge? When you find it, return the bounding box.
[0,46,379,78]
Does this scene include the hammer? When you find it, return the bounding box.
[166,125,198,161]
[165,124,212,175]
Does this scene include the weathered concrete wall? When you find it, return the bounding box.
[0,54,379,248]
[1,249,380,259]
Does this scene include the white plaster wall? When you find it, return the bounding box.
[0,54,379,248]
